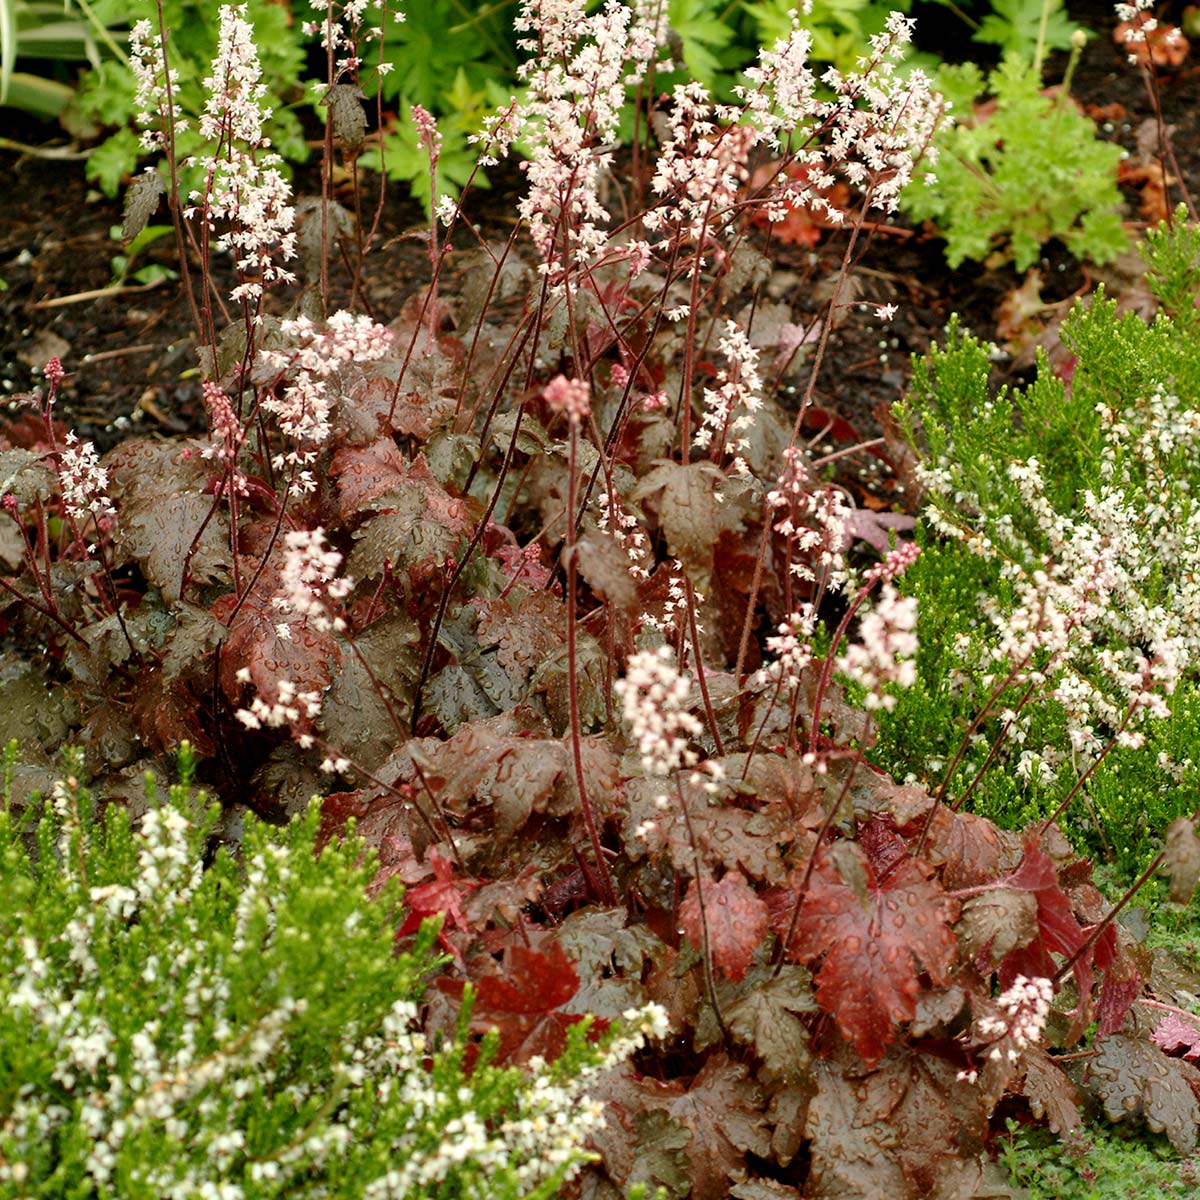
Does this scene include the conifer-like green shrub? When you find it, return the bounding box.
[875,210,1200,868]
[0,743,665,1199]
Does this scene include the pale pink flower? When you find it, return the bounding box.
[185,5,296,303]
[975,975,1054,1063]
[836,583,919,711]
[694,321,763,473]
[260,312,392,485]
[130,19,185,151]
[272,527,353,634]
[543,375,591,424]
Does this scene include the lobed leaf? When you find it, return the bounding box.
[774,843,958,1065]
[680,871,768,983]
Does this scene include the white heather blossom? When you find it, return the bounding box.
[9,758,662,1190]
[919,384,1198,771]
[615,645,702,777]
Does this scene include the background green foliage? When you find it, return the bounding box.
[3,0,1095,208]
[998,1120,1200,1198]
[899,55,1127,269]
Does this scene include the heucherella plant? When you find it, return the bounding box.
[0,742,667,1199]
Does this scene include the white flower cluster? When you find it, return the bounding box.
[836,583,919,711]
[259,311,393,489]
[234,675,323,734]
[543,374,592,424]
[981,974,1055,1059]
[767,448,853,588]
[476,0,669,284]
[597,489,651,580]
[360,1001,668,1197]
[646,89,758,243]
[694,320,764,474]
[130,18,185,150]
[615,645,703,777]
[753,606,817,691]
[183,4,297,304]
[640,561,702,638]
[273,526,353,634]
[303,0,403,77]
[58,432,117,526]
[644,9,942,258]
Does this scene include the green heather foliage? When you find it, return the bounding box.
[878,210,1200,868]
[0,743,662,1199]
[900,55,1127,270]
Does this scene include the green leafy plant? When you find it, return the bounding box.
[0,0,124,119]
[998,1119,1200,1197]
[900,50,1127,269]
[966,0,1082,62]
[0,741,665,1199]
[72,0,309,197]
[878,209,1200,869]
[107,220,176,286]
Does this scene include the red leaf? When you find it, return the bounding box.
[773,843,958,1065]
[1153,1011,1200,1062]
[1094,930,1141,1038]
[213,595,340,737]
[922,806,1023,889]
[859,817,908,880]
[330,436,409,519]
[439,943,596,1066]
[403,846,479,933]
[473,942,580,1014]
[1000,834,1093,1002]
[680,873,769,982]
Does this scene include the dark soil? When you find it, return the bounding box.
[1,11,1198,458]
